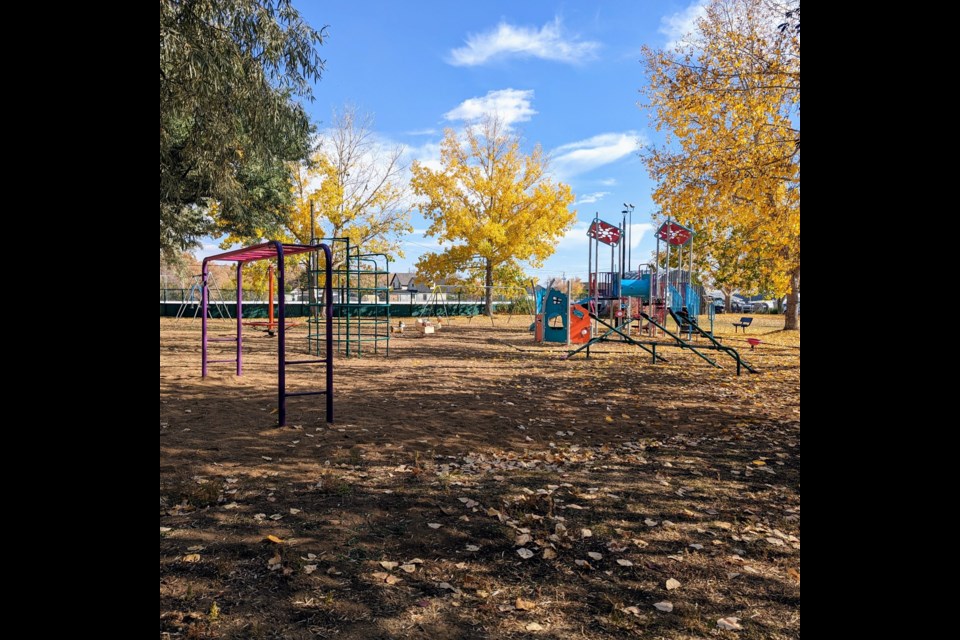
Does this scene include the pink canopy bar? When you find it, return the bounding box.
[203,242,320,263]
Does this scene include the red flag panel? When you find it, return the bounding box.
[587,220,622,246]
[655,221,693,246]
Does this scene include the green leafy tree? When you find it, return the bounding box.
[160,0,326,255]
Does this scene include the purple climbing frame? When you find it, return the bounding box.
[201,241,334,425]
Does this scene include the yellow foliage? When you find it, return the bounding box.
[641,0,799,319]
[220,107,413,269]
[410,116,576,315]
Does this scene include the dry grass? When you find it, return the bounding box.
[160,314,799,639]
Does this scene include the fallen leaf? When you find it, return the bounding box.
[371,571,389,580]
[182,553,201,563]
[717,617,743,631]
[400,564,416,573]
[653,601,673,612]
[379,561,399,570]
[289,508,301,515]
[604,416,614,423]
[616,559,633,567]
[689,543,704,550]
[408,558,425,564]
[427,523,442,529]
[465,545,480,552]
[437,581,456,591]
[581,528,593,538]
[384,574,401,585]
[622,606,641,616]
[515,533,532,546]
[187,545,205,552]
[303,564,318,574]
[517,548,534,559]
[543,548,557,559]
[575,559,593,568]
[751,460,766,466]
[765,537,786,546]
[160,527,172,533]
[267,553,282,570]
[525,622,544,631]
[261,456,272,461]
[515,597,537,611]
[644,518,659,527]
[666,578,681,590]
[264,535,284,544]
[787,568,800,583]
[587,552,603,561]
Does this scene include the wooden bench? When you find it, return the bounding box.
[732,317,753,333]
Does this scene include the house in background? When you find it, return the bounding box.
[390,272,418,292]
[389,272,451,302]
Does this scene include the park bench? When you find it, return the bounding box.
[732,317,753,333]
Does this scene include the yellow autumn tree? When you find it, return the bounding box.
[410,117,576,316]
[287,107,414,266]
[220,106,413,275]
[642,0,800,328]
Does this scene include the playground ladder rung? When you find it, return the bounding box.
[284,390,328,398]
[208,359,237,363]
[285,359,329,365]
[208,337,237,342]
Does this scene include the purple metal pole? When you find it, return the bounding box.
[320,243,334,423]
[201,260,209,377]
[236,262,244,376]
[274,241,286,427]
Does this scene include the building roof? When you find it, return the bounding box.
[390,272,418,287]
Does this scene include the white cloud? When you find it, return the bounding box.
[551,132,643,179]
[405,128,437,136]
[598,178,618,187]
[660,0,707,49]
[557,220,592,250]
[448,17,600,66]
[574,191,610,206]
[557,221,653,254]
[401,139,442,172]
[628,223,654,250]
[444,89,537,128]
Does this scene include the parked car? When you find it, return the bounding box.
[744,299,777,313]
[709,295,747,313]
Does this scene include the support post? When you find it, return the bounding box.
[276,243,287,426]
[237,262,243,375]
[201,261,209,376]
[268,264,274,329]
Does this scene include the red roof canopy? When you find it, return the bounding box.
[201,242,319,264]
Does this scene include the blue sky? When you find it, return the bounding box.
[199,1,708,281]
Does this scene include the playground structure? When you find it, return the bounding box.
[532,281,591,345]
[201,241,334,425]
[532,213,755,374]
[175,271,231,320]
[241,265,301,336]
[305,238,391,358]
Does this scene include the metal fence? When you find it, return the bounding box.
[159,288,536,318]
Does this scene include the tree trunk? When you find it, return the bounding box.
[724,290,732,313]
[484,259,494,317]
[784,267,800,330]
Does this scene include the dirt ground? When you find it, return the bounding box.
[160,313,800,639]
